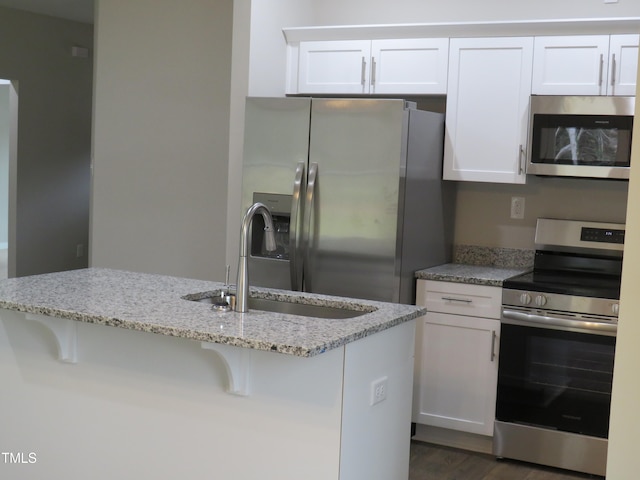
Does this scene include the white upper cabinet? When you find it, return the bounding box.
[296,40,371,95]
[609,34,640,96]
[294,38,449,95]
[370,38,449,94]
[443,37,533,184]
[532,34,639,96]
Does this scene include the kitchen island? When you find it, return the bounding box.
[0,268,422,480]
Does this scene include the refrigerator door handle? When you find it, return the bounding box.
[289,161,305,291]
[302,162,318,292]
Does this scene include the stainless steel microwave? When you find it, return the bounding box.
[527,96,634,180]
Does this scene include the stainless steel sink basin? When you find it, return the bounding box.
[184,292,372,319]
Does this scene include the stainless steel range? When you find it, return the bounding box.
[494,218,624,477]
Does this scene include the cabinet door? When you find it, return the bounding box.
[444,37,532,183]
[371,38,449,94]
[532,35,610,95]
[413,312,500,436]
[608,34,639,96]
[297,40,371,94]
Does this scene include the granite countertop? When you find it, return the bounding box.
[415,245,534,287]
[0,268,424,358]
[415,263,531,287]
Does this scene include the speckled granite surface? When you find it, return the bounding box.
[0,268,424,358]
[415,245,533,286]
[453,245,534,268]
[415,263,530,286]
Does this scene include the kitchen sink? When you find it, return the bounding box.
[184,292,373,319]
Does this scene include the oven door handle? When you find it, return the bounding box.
[502,308,617,334]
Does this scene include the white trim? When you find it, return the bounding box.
[283,17,640,43]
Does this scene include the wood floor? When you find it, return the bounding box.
[409,441,603,480]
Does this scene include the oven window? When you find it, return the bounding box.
[531,114,633,167]
[496,323,615,438]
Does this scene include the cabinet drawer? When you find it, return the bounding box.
[417,280,501,319]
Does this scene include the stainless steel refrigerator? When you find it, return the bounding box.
[240,97,455,304]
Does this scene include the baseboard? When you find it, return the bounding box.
[412,423,493,455]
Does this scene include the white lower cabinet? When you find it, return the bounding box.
[413,279,501,436]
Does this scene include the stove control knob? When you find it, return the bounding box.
[612,303,620,316]
[519,293,532,305]
[534,295,548,307]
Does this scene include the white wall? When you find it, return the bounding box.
[308,0,640,25]
[247,0,316,97]
[91,0,233,281]
[606,67,640,480]
[0,7,93,277]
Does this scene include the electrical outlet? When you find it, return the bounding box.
[370,376,388,406]
[510,197,525,220]
[76,244,84,258]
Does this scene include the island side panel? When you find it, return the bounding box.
[0,310,345,480]
[339,319,416,480]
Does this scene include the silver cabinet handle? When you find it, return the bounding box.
[302,162,318,292]
[518,144,525,175]
[598,53,604,88]
[491,330,497,362]
[441,296,472,304]
[371,57,377,86]
[610,53,617,88]
[361,56,366,86]
[289,162,305,291]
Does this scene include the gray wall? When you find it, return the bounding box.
[0,7,93,277]
[91,0,233,281]
[0,84,8,248]
[454,176,629,251]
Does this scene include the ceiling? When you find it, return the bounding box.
[0,0,94,24]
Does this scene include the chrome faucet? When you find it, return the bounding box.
[235,202,276,313]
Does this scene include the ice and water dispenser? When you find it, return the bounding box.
[250,192,291,261]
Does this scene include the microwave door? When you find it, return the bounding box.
[527,96,634,180]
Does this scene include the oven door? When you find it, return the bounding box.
[496,317,616,438]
